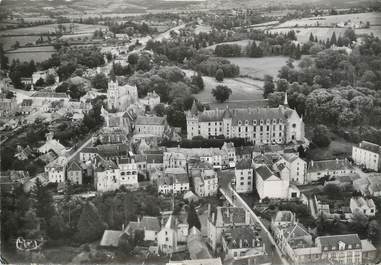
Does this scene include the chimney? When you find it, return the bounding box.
[311,160,314,167]
[122,224,125,231]
[138,217,141,223]
[336,158,339,164]
[252,239,256,247]
[239,239,242,248]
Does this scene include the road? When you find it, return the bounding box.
[65,133,94,162]
[219,184,289,265]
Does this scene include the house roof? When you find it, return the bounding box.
[351,196,375,209]
[21,99,33,106]
[308,159,353,173]
[316,234,362,251]
[67,160,82,171]
[273,211,294,223]
[358,141,381,154]
[135,115,166,126]
[255,165,278,181]
[169,258,222,265]
[236,159,252,170]
[282,153,300,163]
[159,170,189,186]
[146,153,164,164]
[141,216,160,232]
[100,230,123,247]
[31,91,68,99]
[235,145,254,156]
[212,207,247,226]
[222,225,262,249]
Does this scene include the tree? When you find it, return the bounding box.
[128,53,139,65]
[215,68,224,82]
[45,74,56,85]
[312,124,331,147]
[309,33,315,42]
[212,85,232,103]
[263,75,275,98]
[153,103,166,117]
[367,220,380,243]
[137,55,151,72]
[32,178,55,224]
[323,183,341,199]
[276,79,289,92]
[350,212,369,236]
[187,202,201,230]
[92,73,108,92]
[191,72,204,92]
[330,32,337,46]
[76,202,106,243]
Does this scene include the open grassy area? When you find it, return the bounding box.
[5,46,55,63]
[227,56,298,80]
[204,39,252,52]
[183,68,264,103]
[268,27,348,43]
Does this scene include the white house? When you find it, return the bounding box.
[124,216,161,242]
[118,158,138,189]
[94,155,120,192]
[45,156,68,183]
[67,160,82,185]
[157,214,188,254]
[191,164,218,197]
[278,153,307,185]
[158,168,189,195]
[234,159,253,193]
[255,165,289,199]
[352,141,381,171]
[350,197,376,217]
[38,132,67,157]
[139,91,160,110]
[307,159,355,183]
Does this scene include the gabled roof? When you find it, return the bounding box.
[358,141,381,154]
[316,234,362,251]
[255,165,279,181]
[308,159,353,173]
[236,159,252,170]
[222,225,262,249]
[67,160,82,171]
[100,230,123,247]
[135,115,166,126]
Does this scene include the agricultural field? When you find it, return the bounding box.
[268,27,348,43]
[227,56,299,80]
[277,12,381,28]
[5,46,55,63]
[0,23,108,36]
[194,24,212,34]
[1,35,44,50]
[183,68,264,103]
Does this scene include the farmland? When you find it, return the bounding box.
[268,27,348,43]
[227,56,299,80]
[5,46,55,63]
[0,23,108,36]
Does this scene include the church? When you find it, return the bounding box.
[107,79,138,111]
[186,94,305,145]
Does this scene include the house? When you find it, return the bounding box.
[32,68,59,85]
[38,132,67,157]
[14,145,35,161]
[140,91,160,110]
[186,99,305,144]
[67,160,83,185]
[307,159,355,183]
[167,258,223,265]
[124,216,161,242]
[118,158,138,189]
[100,106,137,134]
[20,99,33,115]
[146,152,164,172]
[157,214,188,254]
[221,225,265,259]
[255,165,289,199]
[45,156,68,183]
[277,153,307,185]
[100,230,124,247]
[191,163,218,197]
[134,115,167,137]
[271,211,315,264]
[352,141,381,171]
[187,227,212,260]
[221,142,236,168]
[23,172,49,192]
[234,159,253,193]
[235,146,254,162]
[315,234,364,265]
[207,206,251,251]
[350,197,376,217]
[163,150,187,170]
[0,96,17,117]
[94,155,120,192]
[30,90,70,107]
[158,168,189,195]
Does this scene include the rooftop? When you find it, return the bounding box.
[135,115,166,126]
[308,159,353,173]
[222,225,263,249]
[316,234,362,251]
[358,141,381,154]
[255,165,279,181]
[236,159,252,170]
[100,230,123,247]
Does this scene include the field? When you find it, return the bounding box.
[276,12,381,28]
[205,39,252,51]
[1,35,43,50]
[269,12,381,42]
[268,27,348,43]
[194,24,212,34]
[183,68,264,103]
[5,46,55,63]
[227,56,298,80]
[0,23,108,36]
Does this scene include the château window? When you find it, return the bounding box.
[238,121,242,126]
[245,120,249,125]
[253,120,257,125]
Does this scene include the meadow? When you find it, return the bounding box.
[227,56,298,80]
[183,69,264,103]
[5,46,55,63]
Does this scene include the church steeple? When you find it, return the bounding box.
[284,92,289,107]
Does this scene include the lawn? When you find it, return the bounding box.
[204,39,252,52]
[1,35,43,50]
[183,69,264,103]
[194,24,212,34]
[268,27,348,43]
[227,56,298,80]
[5,46,55,63]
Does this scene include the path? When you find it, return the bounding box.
[65,133,94,162]
[219,185,289,265]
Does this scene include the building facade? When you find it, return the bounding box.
[352,141,381,171]
[107,79,138,111]
[186,100,305,144]
[234,159,253,193]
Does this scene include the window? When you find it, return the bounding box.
[253,120,257,125]
[238,120,242,126]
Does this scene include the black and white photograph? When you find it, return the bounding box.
[0,0,380,264]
